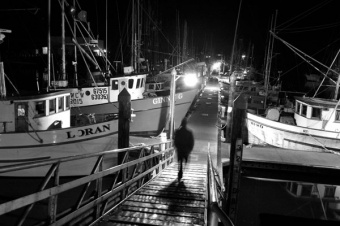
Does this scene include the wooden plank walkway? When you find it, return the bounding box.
[98,163,207,226]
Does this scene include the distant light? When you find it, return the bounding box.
[69,6,76,16]
[183,73,198,87]
[242,54,246,60]
[42,47,48,55]
[212,62,221,71]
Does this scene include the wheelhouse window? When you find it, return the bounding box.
[295,103,301,114]
[66,95,70,110]
[111,80,119,90]
[136,78,141,88]
[301,184,313,197]
[291,182,298,195]
[49,99,56,114]
[35,101,45,116]
[335,110,340,122]
[324,186,336,198]
[149,84,155,90]
[301,104,307,117]
[58,96,64,112]
[311,107,321,120]
[128,79,134,89]
[141,78,144,87]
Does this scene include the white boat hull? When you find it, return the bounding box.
[0,120,119,177]
[71,88,200,136]
[246,112,340,152]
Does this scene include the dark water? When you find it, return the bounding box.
[0,176,112,226]
[236,177,340,226]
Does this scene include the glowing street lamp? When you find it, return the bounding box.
[183,73,198,87]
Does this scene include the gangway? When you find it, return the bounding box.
[0,140,230,226]
[99,163,207,225]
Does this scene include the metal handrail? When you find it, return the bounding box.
[207,143,234,226]
[0,140,175,226]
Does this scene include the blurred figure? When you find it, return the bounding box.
[174,117,194,181]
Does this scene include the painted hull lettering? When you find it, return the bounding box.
[67,124,111,139]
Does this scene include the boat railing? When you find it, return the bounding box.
[0,140,174,226]
[207,143,234,226]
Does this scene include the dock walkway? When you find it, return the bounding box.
[96,81,220,225]
[99,164,206,226]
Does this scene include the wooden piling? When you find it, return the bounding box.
[118,88,131,149]
[225,94,247,224]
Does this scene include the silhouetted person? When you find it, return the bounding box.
[174,117,194,181]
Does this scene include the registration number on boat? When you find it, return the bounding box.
[91,88,108,100]
[250,121,263,128]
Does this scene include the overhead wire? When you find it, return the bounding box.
[276,0,333,32]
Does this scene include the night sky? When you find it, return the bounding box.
[1,0,340,92]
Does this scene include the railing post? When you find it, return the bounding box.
[48,165,60,224]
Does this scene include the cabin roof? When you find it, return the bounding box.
[295,96,340,109]
[1,90,71,101]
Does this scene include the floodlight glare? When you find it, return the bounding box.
[183,73,198,87]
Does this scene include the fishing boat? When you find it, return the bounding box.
[246,96,340,152]
[246,32,340,153]
[0,22,122,177]
[59,1,202,137]
[0,62,119,177]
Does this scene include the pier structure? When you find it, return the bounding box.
[1,79,340,225]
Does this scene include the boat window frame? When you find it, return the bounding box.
[111,79,119,90]
[295,102,301,115]
[49,98,56,115]
[58,96,64,112]
[136,78,141,88]
[334,110,340,122]
[311,107,321,120]
[128,78,134,89]
[300,184,313,197]
[301,104,307,117]
[324,186,336,198]
[291,182,298,195]
[35,100,46,117]
[66,95,70,110]
[148,83,155,90]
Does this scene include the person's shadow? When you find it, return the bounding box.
[154,177,205,224]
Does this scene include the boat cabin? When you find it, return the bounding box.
[0,91,71,133]
[69,74,146,107]
[294,96,340,131]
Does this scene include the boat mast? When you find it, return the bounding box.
[264,11,277,107]
[73,0,78,87]
[61,0,66,81]
[131,0,134,68]
[47,0,51,91]
[333,52,340,99]
[105,0,108,74]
